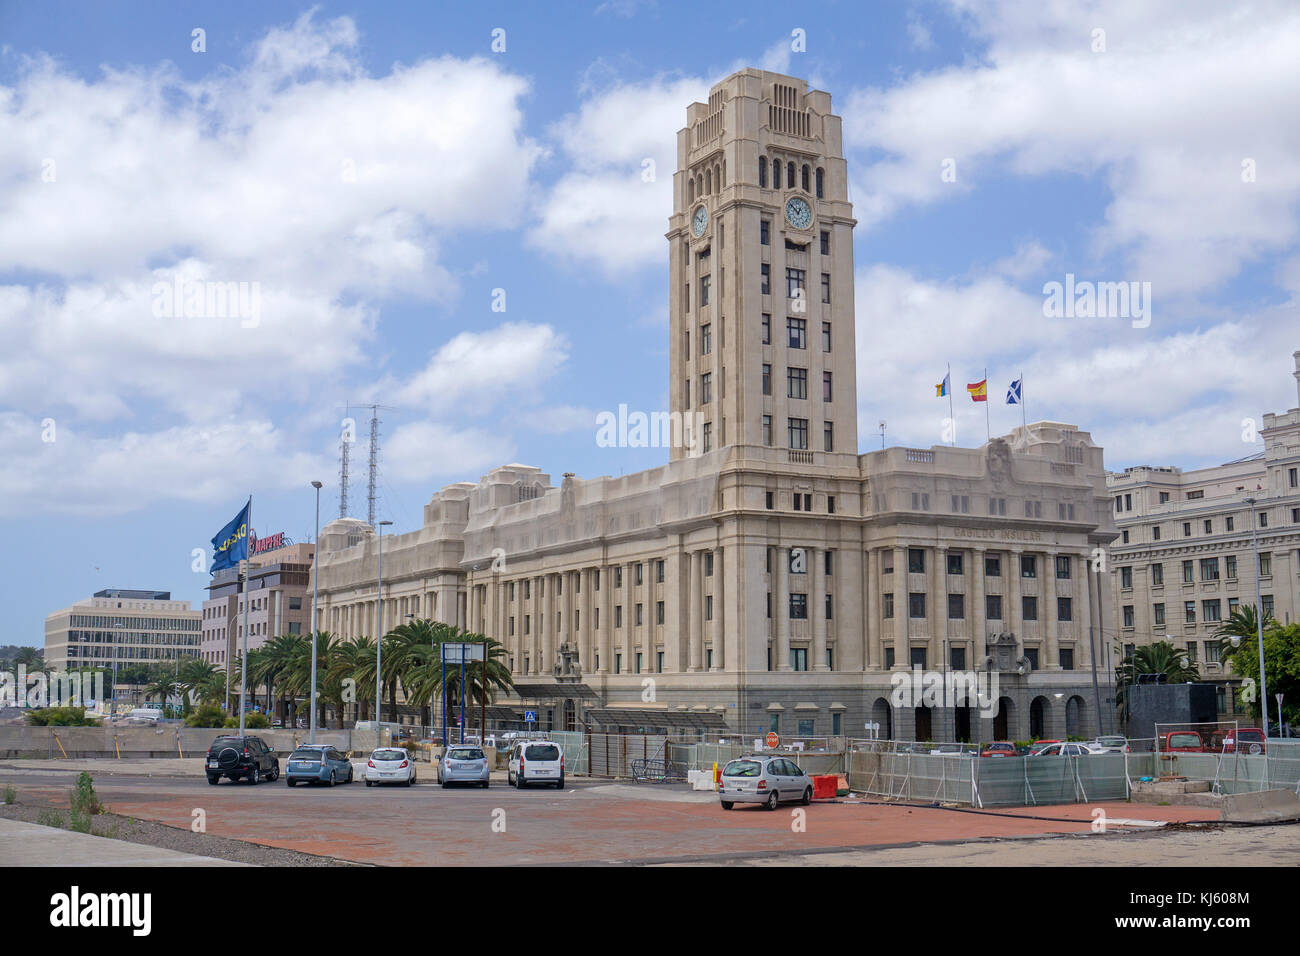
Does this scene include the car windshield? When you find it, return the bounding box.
[1237,730,1263,740]
[1097,737,1125,746]
[210,737,243,750]
[290,750,322,761]
[448,748,484,760]
[372,749,406,761]
[525,745,560,761]
[723,760,761,777]
[1169,734,1200,747]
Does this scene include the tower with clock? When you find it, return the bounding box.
[668,69,859,464]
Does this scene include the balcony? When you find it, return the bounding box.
[788,450,814,465]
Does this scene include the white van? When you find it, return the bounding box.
[507,740,564,789]
[124,708,161,725]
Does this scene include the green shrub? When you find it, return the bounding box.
[70,772,102,816]
[36,809,64,828]
[185,703,226,728]
[3,786,15,805]
[223,711,270,729]
[68,811,92,834]
[23,706,99,727]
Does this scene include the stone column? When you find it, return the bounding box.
[812,547,828,671]
[775,546,791,670]
[621,563,634,673]
[600,565,613,674]
[864,548,878,670]
[1008,549,1024,648]
[689,550,703,672]
[1045,551,1060,669]
[713,546,724,671]
[893,546,907,665]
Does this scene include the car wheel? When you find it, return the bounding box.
[286,779,295,787]
[557,775,564,790]
[482,780,489,789]
[270,764,280,782]
[248,767,260,786]
[406,776,413,787]
[721,800,734,811]
[207,775,219,786]
[348,768,354,784]
[329,771,337,787]
[765,790,779,811]
[366,780,373,787]
[801,787,812,806]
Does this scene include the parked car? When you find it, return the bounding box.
[1220,728,1266,755]
[507,740,565,789]
[1030,742,1095,757]
[1159,731,1205,753]
[285,745,355,786]
[718,755,812,810]
[206,735,280,785]
[362,747,417,786]
[437,745,490,788]
[1027,739,1061,755]
[980,741,1018,757]
[1088,735,1131,754]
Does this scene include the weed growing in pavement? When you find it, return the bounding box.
[70,771,103,816]
[3,785,15,805]
[37,808,64,828]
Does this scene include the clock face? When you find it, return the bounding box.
[692,205,708,237]
[785,196,812,230]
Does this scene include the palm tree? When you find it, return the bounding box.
[251,635,306,724]
[404,627,514,737]
[13,646,44,671]
[328,636,378,724]
[1215,603,1274,659]
[178,658,225,706]
[143,672,181,710]
[283,631,342,728]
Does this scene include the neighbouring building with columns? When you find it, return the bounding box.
[311,69,1120,743]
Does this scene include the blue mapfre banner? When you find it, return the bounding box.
[211,499,251,572]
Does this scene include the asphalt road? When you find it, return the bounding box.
[2,765,1250,867]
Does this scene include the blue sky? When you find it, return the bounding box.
[3,0,1299,646]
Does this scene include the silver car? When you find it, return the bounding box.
[718,755,812,810]
[438,744,491,788]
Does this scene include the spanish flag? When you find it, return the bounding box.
[966,379,987,402]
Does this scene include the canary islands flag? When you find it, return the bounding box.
[211,499,251,572]
[935,373,949,397]
[966,379,988,402]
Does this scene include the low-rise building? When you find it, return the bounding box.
[44,589,200,673]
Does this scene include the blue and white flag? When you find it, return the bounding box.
[1006,377,1023,405]
[211,499,251,572]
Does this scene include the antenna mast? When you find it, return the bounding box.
[339,403,351,519]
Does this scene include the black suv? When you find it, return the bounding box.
[206,735,280,785]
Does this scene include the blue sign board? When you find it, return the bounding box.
[524,710,537,723]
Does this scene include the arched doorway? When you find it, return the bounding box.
[993,696,1015,741]
[1066,695,1086,737]
[871,697,893,740]
[1030,696,1048,740]
[915,706,932,743]
[954,706,972,743]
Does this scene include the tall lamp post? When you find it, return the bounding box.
[376,520,393,727]
[1243,497,1270,736]
[310,480,323,744]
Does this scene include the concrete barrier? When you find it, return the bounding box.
[1219,788,1300,824]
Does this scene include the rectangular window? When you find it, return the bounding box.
[821,321,832,352]
[884,647,896,668]
[1059,649,1074,670]
[908,593,926,619]
[1055,556,1071,579]
[823,421,834,452]
[1123,605,1135,627]
[1152,563,1163,586]
[1120,566,1133,589]
[635,603,643,626]
[790,648,808,672]
[787,366,807,399]
[1159,491,1170,503]
[1259,552,1272,576]
[1057,597,1072,621]
[700,274,711,307]
[1020,555,1037,578]
[761,313,771,344]
[787,317,806,349]
[820,230,829,255]
[765,490,774,509]
[985,555,1001,577]
[789,593,808,620]
[762,415,773,446]
[820,273,831,304]
[947,553,964,575]
[701,323,711,355]
[702,421,712,453]
[1204,518,1212,534]
[825,593,833,620]
[1202,599,1221,623]
[760,220,770,245]
[1153,526,1161,540]
[827,495,835,514]
[1182,559,1194,584]
[1022,596,1038,621]
[1259,511,1268,528]
[1183,522,1192,537]
[1225,555,1237,579]
[910,647,928,669]
[785,267,805,299]
[761,363,772,396]
[947,593,965,619]
[700,372,712,404]
[908,548,925,574]
[656,560,664,583]
[1200,558,1219,581]
[788,417,808,450]
[760,263,770,295]
[1153,603,1165,626]
[705,595,713,621]
[615,606,622,628]
[1184,601,1196,624]
[882,593,894,618]
[615,566,622,589]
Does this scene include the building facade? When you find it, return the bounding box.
[312,70,1120,743]
[201,541,315,667]
[44,589,200,672]
[1107,352,1300,717]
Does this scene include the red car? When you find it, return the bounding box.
[1159,731,1205,753]
[980,741,1017,757]
[1216,728,1266,755]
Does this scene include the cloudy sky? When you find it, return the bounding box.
[3,0,1299,646]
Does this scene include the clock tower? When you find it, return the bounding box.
[668,69,859,463]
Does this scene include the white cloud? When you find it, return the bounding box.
[843,0,1300,296]
[382,421,515,483]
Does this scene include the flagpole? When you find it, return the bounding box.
[1021,372,1027,431]
[984,367,990,442]
[947,362,955,446]
[239,495,251,736]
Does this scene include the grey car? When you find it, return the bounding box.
[286,744,355,786]
[438,744,491,788]
[718,755,812,810]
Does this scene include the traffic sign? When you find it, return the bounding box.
[524,710,537,723]
[765,731,779,749]
[441,642,486,663]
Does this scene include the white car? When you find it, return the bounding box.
[364,747,417,786]
[507,740,565,789]
[1031,742,1097,757]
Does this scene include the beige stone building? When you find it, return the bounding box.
[1107,352,1300,718]
[312,70,1121,743]
[44,589,200,673]
[201,541,315,667]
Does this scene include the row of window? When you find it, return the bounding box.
[882,592,1074,622]
[903,493,1071,519]
[1123,594,1274,628]
[761,222,833,257]
[1114,469,1299,514]
[883,646,1075,672]
[69,614,199,631]
[1119,552,1279,589]
[757,157,825,198]
[884,550,1072,579]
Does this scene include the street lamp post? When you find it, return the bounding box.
[1243,497,1270,736]
[376,520,393,728]
[310,480,323,744]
